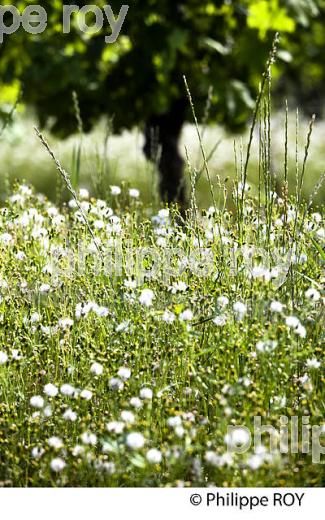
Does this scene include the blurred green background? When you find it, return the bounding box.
[1,109,324,207]
[0,0,324,207]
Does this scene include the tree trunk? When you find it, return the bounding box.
[143,100,186,206]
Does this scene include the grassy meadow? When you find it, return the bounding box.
[0,89,324,487]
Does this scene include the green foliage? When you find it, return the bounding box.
[247,0,296,39]
[0,0,324,135]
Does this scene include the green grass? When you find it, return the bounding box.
[0,175,323,486]
[0,78,324,486]
[0,109,325,208]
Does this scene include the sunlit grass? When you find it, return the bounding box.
[0,111,324,208]
[0,178,323,487]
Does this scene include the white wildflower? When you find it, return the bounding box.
[156,236,166,247]
[116,320,130,332]
[30,395,44,409]
[306,358,321,369]
[270,301,285,313]
[286,316,306,338]
[217,452,233,466]
[0,233,13,244]
[50,458,66,472]
[94,305,109,317]
[63,408,77,422]
[296,324,306,338]
[124,279,137,289]
[285,316,300,329]
[121,411,135,424]
[175,426,185,438]
[217,296,229,308]
[0,351,8,364]
[213,315,228,326]
[300,374,313,392]
[80,201,90,213]
[140,388,153,400]
[162,310,176,323]
[58,318,74,329]
[126,432,145,450]
[43,405,52,417]
[90,362,103,376]
[251,265,268,279]
[60,384,75,396]
[110,185,121,195]
[167,416,182,428]
[106,421,125,434]
[109,377,124,391]
[225,427,250,449]
[158,208,169,220]
[233,302,247,320]
[237,182,251,194]
[72,445,84,457]
[130,397,143,409]
[129,188,140,198]
[80,389,93,400]
[44,383,58,397]
[79,188,89,200]
[168,281,187,294]
[117,367,131,380]
[68,199,78,209]
[205,451,221,467]
[30,312,41,323]
[312,212,322,224]
[305,288,321,302]
[15,251,26,260]
[48,437,63,449]
[271,396,287,408]
[256,340,277,354]
[94,219,105,230]
[179,309,193,322]
[75,303,83,319]
[81,432,97,446]
[39,284,51,293]
[139,288,155,307]
[31,447,44,460]
[146,448,162,464]
[247,454,264,470]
